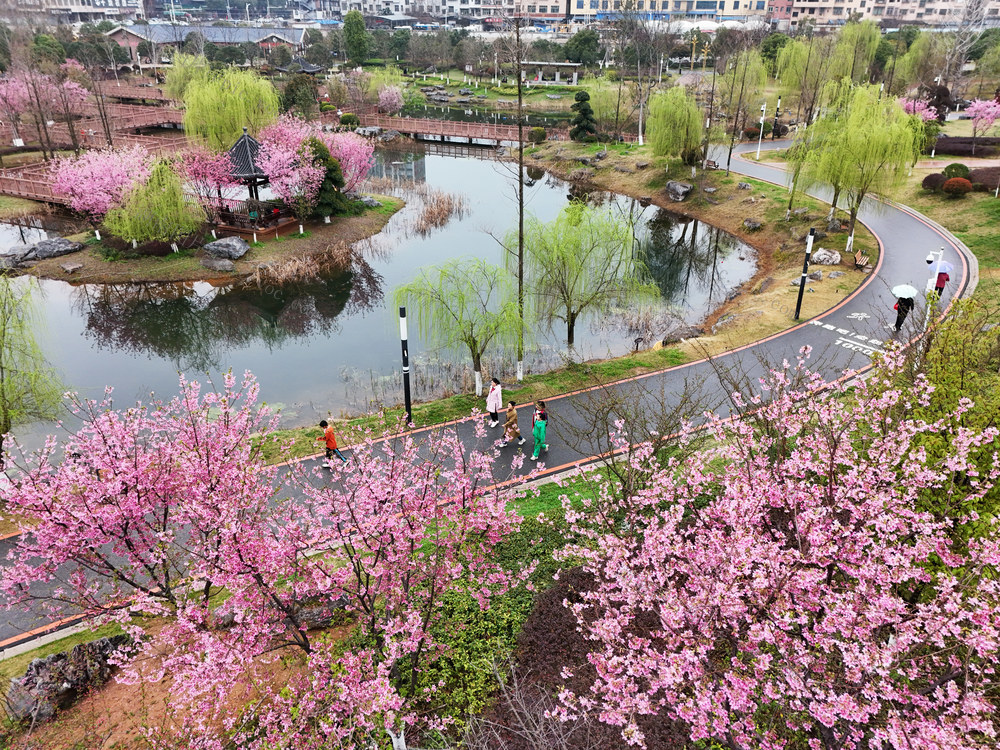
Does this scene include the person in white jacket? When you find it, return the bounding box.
[486,377,502,427]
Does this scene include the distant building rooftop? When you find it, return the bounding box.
[107,24,306,46]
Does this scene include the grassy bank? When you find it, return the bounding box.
[24,196,404,284]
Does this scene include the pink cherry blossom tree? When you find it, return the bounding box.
[50,145,154,225]
[176,146,242,222]
[966,98,1000,154]
[555,348,1000,750]
[378,85,404,115]
[326,131,374,192]
[0,77,31,147]
[898,97,937,122]
[1,374,529,750]
[258,114,374,216]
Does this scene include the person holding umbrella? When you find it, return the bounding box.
[890,284,918,331]
[929,259,954,297]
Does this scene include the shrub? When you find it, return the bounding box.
[527,126,546,144]
[969,166,1000,187]
[943,162,971,180]
[320,103,337,113]
[921,173,947,191]
[743,126,761,139]
[934,136,1000,157]
[942,177,973,196]
[680,146,702,166]
[339,113,360,128]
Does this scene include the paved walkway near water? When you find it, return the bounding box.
[0,139,978,651]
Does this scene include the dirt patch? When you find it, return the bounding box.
[4,623,352,750]
[21,196,404,285]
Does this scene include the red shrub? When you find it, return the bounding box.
[942,177,973,196]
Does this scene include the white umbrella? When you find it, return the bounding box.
[891,284,919,298]
[929,260,954,275]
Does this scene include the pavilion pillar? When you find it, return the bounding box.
[572,70,578,85]
[555,70,560,82]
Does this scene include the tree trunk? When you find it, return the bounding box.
[726,54,751,174]
[387,727,407,750]
[567,311,577,348]
[827,186,841,221]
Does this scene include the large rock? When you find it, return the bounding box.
[743,218,762,232]
[201,257,235,272]
[807,269,823,281]
[203,236,249,260]
[664,180,694,202]
[811,248,842,265]
[568,168,595,182]
[377,129,400,142]
[22,238,83,261]
[7,635,129,724]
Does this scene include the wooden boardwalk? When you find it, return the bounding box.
[358,113,567,144]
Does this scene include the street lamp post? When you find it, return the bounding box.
[793,228,815,320]
[399,306,412,424]
[755,102,766,160]
[924,247,944,294]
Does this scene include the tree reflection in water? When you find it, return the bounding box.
[639,209,746,312]
[72,253,384,371]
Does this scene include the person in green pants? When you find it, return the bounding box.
[530,400,548,461]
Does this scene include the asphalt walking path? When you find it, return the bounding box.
[0,140,978,654]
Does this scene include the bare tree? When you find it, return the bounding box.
[941,0,990,89]
[463,657,603,750]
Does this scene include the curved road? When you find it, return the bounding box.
[0,140,976,652]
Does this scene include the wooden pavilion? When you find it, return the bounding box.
[220,128,295,235]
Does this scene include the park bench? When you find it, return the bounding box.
[854,250,871,270]
[705,159,719,170]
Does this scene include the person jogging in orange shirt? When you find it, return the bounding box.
[317,420,347,464]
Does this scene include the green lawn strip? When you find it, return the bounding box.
[260,347,686,463]
[899,184,1000,268]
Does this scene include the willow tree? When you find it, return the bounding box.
[0,277,63,467]
[164,52,210,100]
[830,20,881,83]
[807,84,917,241]
[520,203,660,349]
[393,258,519,396]
[183,68,280,151]
[776,35,837,125]
[648,86,703,161]
[104,161,203,245]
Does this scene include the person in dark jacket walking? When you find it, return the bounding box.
[893,296,915,331]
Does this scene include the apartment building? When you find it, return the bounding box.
[771,0,1000,30]
[1,0,143,25]
[565,0,771,23]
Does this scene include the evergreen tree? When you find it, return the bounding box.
[344,10,372,66]
[309,139,348,219]
[570,90,598,142]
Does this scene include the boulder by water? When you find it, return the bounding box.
[201,257,236,272]
[203,236,249,260]
[664,181,693,202]
[22,238,83,261]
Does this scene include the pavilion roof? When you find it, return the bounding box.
[276,56,324,74]
[228,128,267,181]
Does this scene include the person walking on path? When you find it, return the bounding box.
[934,271,950,297]
[893,296,915,332]
[499,400,525,448]
[317,420,347,464]
[486,377,503,427]
[530,400,548,461]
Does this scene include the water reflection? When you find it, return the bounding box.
[641,212,749,315]
[73,255,384,371]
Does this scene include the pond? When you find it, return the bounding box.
[5,146,756,444]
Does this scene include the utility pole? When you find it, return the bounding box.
[515,16,526,381]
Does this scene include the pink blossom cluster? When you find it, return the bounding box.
[899,97,938,122]
[176,146,242,219]
[967,98,1000,138]
[50,145,154,222]
[556,348,1000,750]
[1,375,526,749]
[259,113,374,197]
[377,85,404,115]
